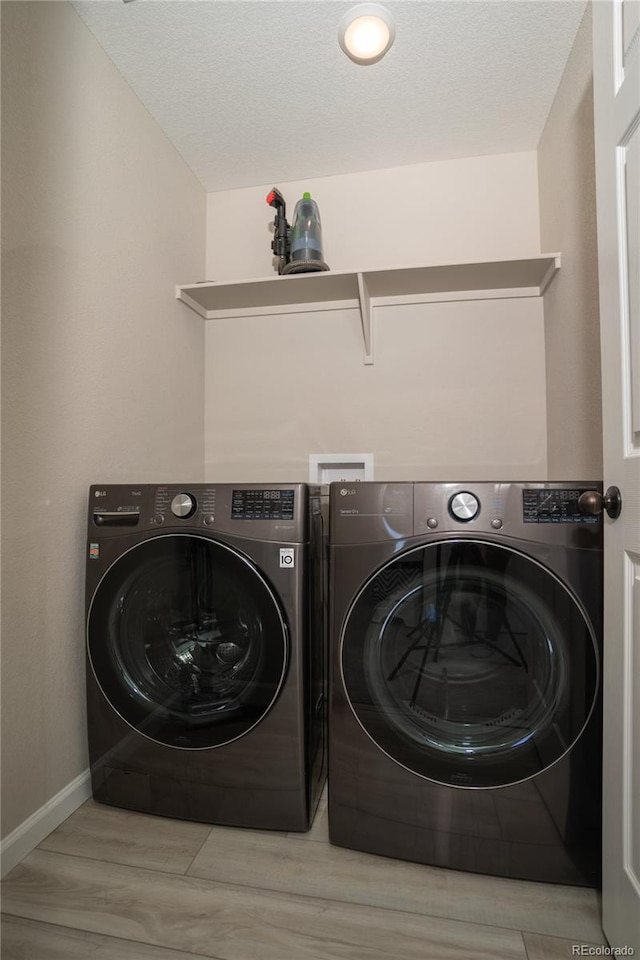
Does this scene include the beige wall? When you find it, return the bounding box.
[205,298,547,482]
[538,3,602,479]
[1,1,206,839]
[204,153,547,482]
[206,152,541,281]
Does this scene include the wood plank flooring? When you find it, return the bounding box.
[1,793,607,959]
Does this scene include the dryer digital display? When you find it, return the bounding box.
[523,488,597,523]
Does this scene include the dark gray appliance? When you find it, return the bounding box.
[86,483,327,831]
[328,481,602,885]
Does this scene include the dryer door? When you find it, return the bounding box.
[341,539,599,787]
[88,534,288,749]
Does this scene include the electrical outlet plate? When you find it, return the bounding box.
[309,453,374,483]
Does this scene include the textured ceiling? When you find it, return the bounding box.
[71,0,587,193]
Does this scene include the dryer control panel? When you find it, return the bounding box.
[523,488,598,524]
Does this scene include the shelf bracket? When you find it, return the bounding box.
[356,272,373,365]
[538,255,562,294]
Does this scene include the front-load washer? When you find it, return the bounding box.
[329,481,602,885]
[86,482,327,831]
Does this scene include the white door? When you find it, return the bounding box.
[593,0,640,951]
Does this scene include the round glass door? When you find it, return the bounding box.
[341,539,599,787]
[88,535,288,749]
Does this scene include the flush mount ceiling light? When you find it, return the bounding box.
[338,3,396,65]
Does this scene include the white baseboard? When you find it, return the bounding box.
[1,769,92,877]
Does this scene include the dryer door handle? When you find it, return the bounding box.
[578,486,622,520]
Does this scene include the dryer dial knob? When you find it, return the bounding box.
[449,491,480,522]
[171,493,196,519]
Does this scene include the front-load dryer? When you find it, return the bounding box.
[86,483,327,831]
[328,481,602,885]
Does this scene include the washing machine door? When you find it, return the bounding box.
[341,539,599,787]
[88,534,288,749]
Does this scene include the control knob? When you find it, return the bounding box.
[171,492,196,519]
[449,491,480,522]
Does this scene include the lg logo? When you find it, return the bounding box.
[94,490,107,498]
[340,488,357,497]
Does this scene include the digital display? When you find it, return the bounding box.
[232,489,295,520]
[523,489,598,524]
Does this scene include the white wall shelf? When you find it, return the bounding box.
[176,254,561,365]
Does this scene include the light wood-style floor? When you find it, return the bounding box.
[1,789,606,959]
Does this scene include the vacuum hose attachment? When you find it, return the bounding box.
[266,188,290,275]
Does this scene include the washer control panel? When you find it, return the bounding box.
[90,484,306,542]
[231,488,295,521]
